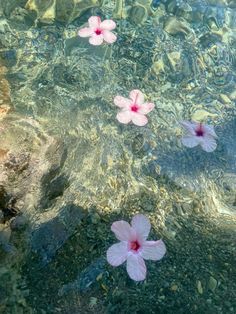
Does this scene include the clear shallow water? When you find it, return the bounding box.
[0,0,236,313]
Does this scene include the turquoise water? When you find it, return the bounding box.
[0,0,236,313]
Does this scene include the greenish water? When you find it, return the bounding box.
[0,0,236,313]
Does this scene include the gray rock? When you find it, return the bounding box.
[30,204,84,265]
[58,257,106,296]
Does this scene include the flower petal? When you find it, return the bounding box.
[88,16,101,28]
[181,135,199,148]
[129,90,144,105]
[100,19,116,30]
[204,125,217,138]
[106,242,128,266]
[78,27,93,37]
[131,214,151,241]
[180,121,197,135]
[138,102,155,114]
[111,221,136,241]
[131,113,148,126]
[89,34,104,46]
[126,254,147,281]
[116,110,132,124]
[200,135,217,152]
[141,240,166,261]
[102,30,117,44]
[114,96,131,109]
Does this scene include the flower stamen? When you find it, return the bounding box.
[131,104,139,112]
[130,240,140,252]
[95,29,102,35]
[195,123,204,137]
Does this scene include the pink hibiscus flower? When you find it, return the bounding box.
[106,214,166,281]
[180,121,217,152]
[114,90,155,126]
[78,16,117,46]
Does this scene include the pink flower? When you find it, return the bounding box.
[78,16,117,46]
[180,121,217,152]
[106,214,166,281]
[114,90,155,126]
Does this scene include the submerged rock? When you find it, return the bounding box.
[129,4,148,25]
[10,214,28,231]
[25,0,56,24]
[58,257,106,295]
[25,0,102,24]
[0,186,19,222]
[30,204,84,264]
[1,0,28,17]
[164,16,193,37]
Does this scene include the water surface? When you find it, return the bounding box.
[0,0,236,313]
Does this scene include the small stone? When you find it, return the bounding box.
[129,4,148,25]
[197,280,203,294]
[166,51,181,71]
[229,89,236,100]
[0,105,11,119]
[113,0,128,19]
[170,284,178,291]
[208,276,217,292]
[191,109,217,121]
[10,215,27,231]
[208,254,213,261]
[0,211,3,221]
[152,59,165,75]
[0,149,9,161]
[0,224,11,243]
[91,213,100,224]
[89,297,97,308]
[164,17,192,37]
[219,94,231,104]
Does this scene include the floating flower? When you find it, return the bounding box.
[106,214,166,281]
[114,90,155,126]
[180,121,217,152]
[78,16,117,46]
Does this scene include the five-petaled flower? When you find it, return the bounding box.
[114,89,155,126]
[180,121,217,152]
[78,16,117,46]
[106,214,166,281]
